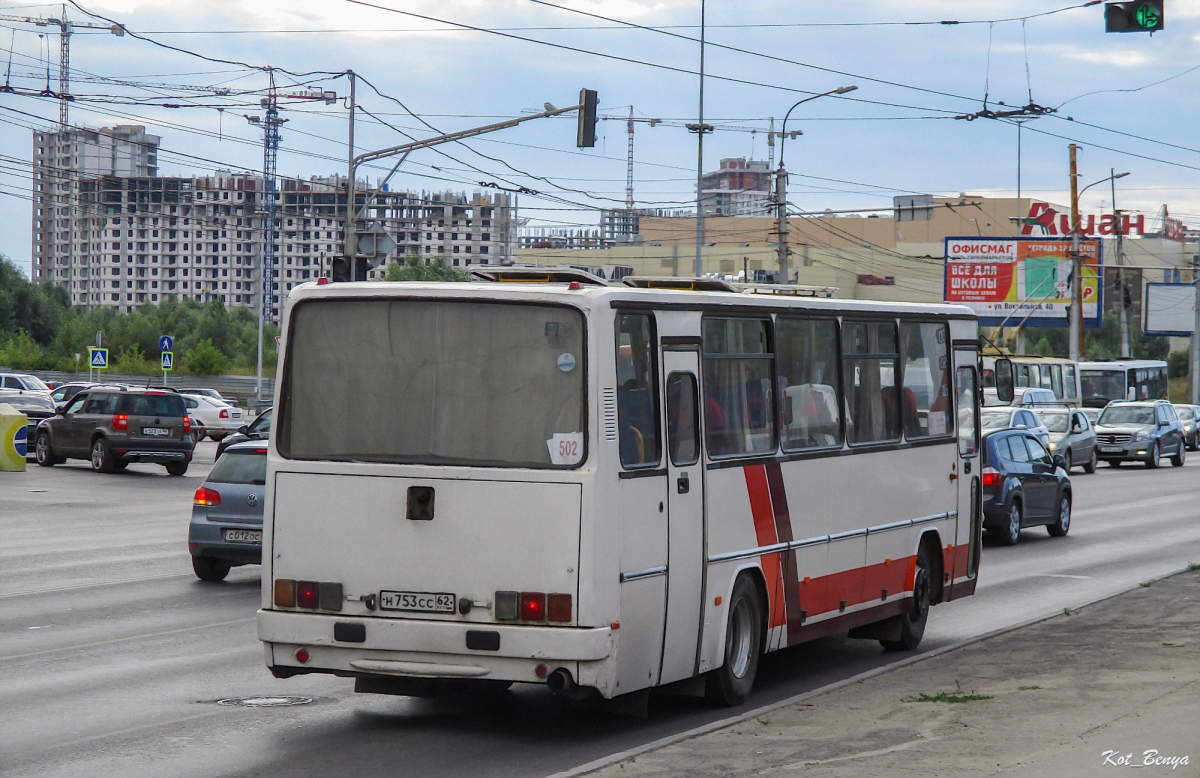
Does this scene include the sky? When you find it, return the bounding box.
[1,0,1198,277]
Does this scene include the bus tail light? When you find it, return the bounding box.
[547,594,572,622]
[274,579,296,607]
[520,592,545,622]
[297,581,320,609]
[112,414,128,431]
[495,591,519,620]
[981,467,1001,488]
[193,486,221,506]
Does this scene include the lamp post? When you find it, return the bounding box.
[1070,168,1130,360]
[775,86,857,284]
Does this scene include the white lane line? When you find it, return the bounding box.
[0,572,194,598]
[0,617,256,661]
[1033,574,1092,579]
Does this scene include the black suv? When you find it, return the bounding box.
[35,387,195,475]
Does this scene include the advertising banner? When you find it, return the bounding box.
[944,237,1103,328]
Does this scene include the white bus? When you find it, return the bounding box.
[1080,360,1169,407]
[258,276,993,706]
[982,355,1080,404]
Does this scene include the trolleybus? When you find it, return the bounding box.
[258,274,1004,706]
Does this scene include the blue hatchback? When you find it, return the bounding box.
[188,440,266,581]
[981,429,1073,546]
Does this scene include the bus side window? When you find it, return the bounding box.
[615,314,662,468]
[900,321,951,439]
[843,320,900,445]
[702,317,775,458]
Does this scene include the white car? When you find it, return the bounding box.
[181,393,244,440]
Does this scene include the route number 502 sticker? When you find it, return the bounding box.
[547,432,584,465]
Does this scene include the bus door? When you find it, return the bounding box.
[659,348,705,684]
[950,350,982,599]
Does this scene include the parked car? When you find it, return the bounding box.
[215,407,271,459]
[981,429,1072,546]
[981,407,1051,447]
[189,440,266,581]
[181,393,244,440]
[1,372,56,453]
[1040,407,1098,473]
[180,387,239,407]
[1094,400,1186,468]
[50,382,101,406]
[35,387,194,475]
[188,413,206,445]
[1172,404,1199,451]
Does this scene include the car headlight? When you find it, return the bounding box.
[1132,430,1148,442]
[1047,441,1056,451]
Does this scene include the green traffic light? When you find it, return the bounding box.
[1135,3,1160,28]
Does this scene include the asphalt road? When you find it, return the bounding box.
[2,445,1197,778]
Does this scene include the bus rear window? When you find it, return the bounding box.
[279,299,586,468]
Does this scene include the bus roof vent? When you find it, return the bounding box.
[738,283,838,298]
[622,276,738,292]
[468,266,608,286]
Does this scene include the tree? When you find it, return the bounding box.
[383,254,471,282]
[182,338,230,376]
[114,345,154,375]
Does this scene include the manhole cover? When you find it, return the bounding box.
[216,696,313,708]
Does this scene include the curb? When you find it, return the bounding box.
[547,564,1197,778]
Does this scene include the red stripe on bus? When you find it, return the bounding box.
[764,463,804,644]
[743,465,785,630]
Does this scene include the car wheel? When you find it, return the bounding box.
[1063,449,1072,471]
[112,460,128,471]
[90,437,115,473]
[999,500,1022,546]
[165,461,189,477]
[706,575,763,707]
[192,556,231,582]
[1144,442,1159,469]
[35,432,56,467]
[881,543,932,652]
[1048,493,1071,537]
[1083,448,1098,474]
[209,433,226,442]
[1171,443,1186,468]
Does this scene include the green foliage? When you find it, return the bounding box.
[382,254,470,282]
[182,338,230,376]
[1168,350,1189,379]
[0,253,277,375]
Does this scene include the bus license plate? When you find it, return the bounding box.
[379,590,456,614]
[143,427,169,436]
[223,529,262,544]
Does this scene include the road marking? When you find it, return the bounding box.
[0,573,194,599]
[1033,574,1092,580]
[0,617,256,661]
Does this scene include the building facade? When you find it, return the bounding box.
[698,157,772,217]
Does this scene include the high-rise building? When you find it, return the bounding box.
[698,157,772,217]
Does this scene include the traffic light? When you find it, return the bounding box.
[330,255,369,283]
[576,88,598,148]
[1105,1,1163,32]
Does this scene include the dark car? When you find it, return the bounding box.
[189,440,266,581]
[1094,400,1186,468]
[981,429,1073,546]
[2,372,57,451]
[215,407,271,459]
[35,387,195,475]
[1173,404,1199,451]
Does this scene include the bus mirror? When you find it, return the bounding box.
[994,358,1015,403]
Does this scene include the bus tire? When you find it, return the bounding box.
[881,543,932,652]
[706,575,763,707]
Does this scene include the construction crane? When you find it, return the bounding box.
[0,5,125,127]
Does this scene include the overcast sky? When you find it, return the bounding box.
[1,0,1198,276]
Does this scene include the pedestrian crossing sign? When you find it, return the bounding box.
[161,351,174,372]
[89,347,109,369]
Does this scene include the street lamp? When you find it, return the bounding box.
[774,85,857,283]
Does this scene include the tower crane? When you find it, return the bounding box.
[0,5,124,127]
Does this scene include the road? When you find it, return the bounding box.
[2,446,1197,778]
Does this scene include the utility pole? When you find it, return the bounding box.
[1068,144,1082,362]
[344,70,358,281]
[690,0,709,278]
[1192,254,1200,405]
[1112,169,1130,358]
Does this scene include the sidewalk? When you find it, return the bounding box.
[588,569,1200,777]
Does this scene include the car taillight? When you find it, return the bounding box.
[219,408,230,419]
[193,486,221,506]
[183,416,192,433]
[981,467,1001,488]
[112,414,128,431]
[520,592,545,622]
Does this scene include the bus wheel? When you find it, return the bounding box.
[882,544,931,652]
[706,575,763,707]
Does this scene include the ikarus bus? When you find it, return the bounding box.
[258,272,1005,706]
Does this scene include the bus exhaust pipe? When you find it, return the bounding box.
[547,668,575,695]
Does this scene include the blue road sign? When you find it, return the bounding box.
[89,347,109,368]
[159,335,174,352]
[161,351,174,372]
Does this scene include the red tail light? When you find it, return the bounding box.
[193,486,221,506]
[297,581,319,609]
[112,414,128,431]
[219,408,230,419]
[981,467,1001,488]
[183,416,192,434]
[520,592,545,622]
[547,593,572,622]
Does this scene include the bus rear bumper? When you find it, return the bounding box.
[258,609,615,689]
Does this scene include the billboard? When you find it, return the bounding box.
[944,237,1103,328]
[1143,283,1196,336]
